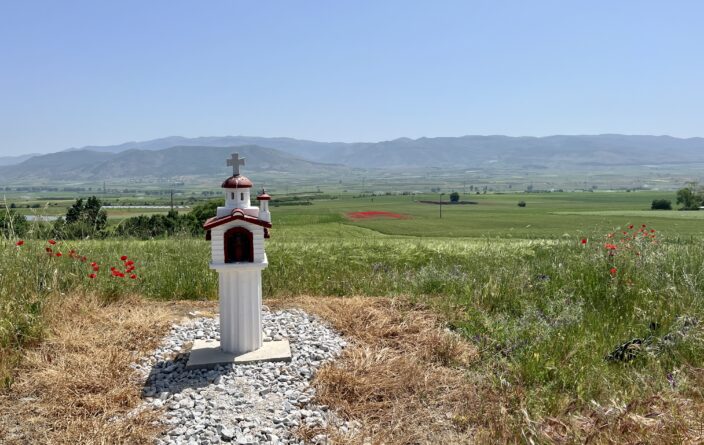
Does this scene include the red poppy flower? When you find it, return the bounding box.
[581,238,587,245]
[91,261,97,267]
[88,273,97,279]
[46,247,53,253]
[81,256,87,262]
[129,274,137,279]
[110,266,116,271]
[628,225,634,229]
[642,224,646,228]
[125,260,134,266]
[650,229,655,233]
[604,243,617,250]
[609,267,617,276]
[120,255,128,261]
[48,239,56,245]
[92,265,100,272]
[15,240,24,246]
[55,252,62,257]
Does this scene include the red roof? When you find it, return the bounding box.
[203,208,272,230]
[221,175,253,188]
[256,192,271,200]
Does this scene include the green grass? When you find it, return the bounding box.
[2,191,704,425]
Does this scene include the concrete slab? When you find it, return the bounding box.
[186,339,292,369]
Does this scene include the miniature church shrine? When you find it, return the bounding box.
[186,152,289,368]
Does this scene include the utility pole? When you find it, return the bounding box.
[170,188,174,210]
[439,192,445,219]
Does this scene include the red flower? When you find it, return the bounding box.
[581,238,587,245]
[81,256,87,262]
[91,261,98,267]
[604,243,617,250]
[650,229,655,233]
[15,240,24,246]
[609,267,617,276]
[45,247,53,253]
[129,274,137,279]
[125,260,134,266]
[120,255,128,261]
[642,224,647,228]
[88,273,97,279]
[55,252,62,257]
[48,239,56,245]
[628,225,634,229]
[92,265,100,272]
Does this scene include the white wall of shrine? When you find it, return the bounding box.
[210,221,266,264]
[217,188,258,218]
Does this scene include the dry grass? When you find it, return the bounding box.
[271,296,498,444]
[0,294,213,445]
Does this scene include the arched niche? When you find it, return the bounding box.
[224,226,254,263]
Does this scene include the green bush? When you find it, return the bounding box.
[651,199,672,210]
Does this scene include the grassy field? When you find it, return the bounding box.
[2,191,704,442]
[271,190,704,238]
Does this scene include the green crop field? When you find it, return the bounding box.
[269,191,704,239]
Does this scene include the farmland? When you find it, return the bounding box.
[2,189,704,442]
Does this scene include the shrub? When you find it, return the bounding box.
[0,208,29,238]
[651,199,672,210]
[518,201,527,207]
[449,192,460,203]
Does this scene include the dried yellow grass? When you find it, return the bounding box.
[272,296,495,444]
[0,294,213,444]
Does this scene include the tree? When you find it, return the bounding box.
[449,192,460,203]
[0,208,28,238]
[59,196,108,238]
[676,183,703,210]
[651,199,672,210]
[517,200,527,207]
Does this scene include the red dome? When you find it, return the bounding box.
[256,192,271,200]
[221,175,253,188]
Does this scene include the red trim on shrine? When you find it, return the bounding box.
[203,208,272,230]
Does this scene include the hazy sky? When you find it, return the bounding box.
[1,1,702,156]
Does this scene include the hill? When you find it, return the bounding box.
[0,145,339,182]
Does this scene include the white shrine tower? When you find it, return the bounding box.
[187,153,289,368]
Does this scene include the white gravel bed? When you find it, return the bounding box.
[132,307,352,445]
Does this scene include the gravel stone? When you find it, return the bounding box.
[136,307,351,444]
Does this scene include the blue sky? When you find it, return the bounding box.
[1,1,702,155]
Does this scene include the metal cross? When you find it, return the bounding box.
[226,153,245,176]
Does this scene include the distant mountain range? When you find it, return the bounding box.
[1,134,704,181]
[0,153,41,166]
[0,145,339,181]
